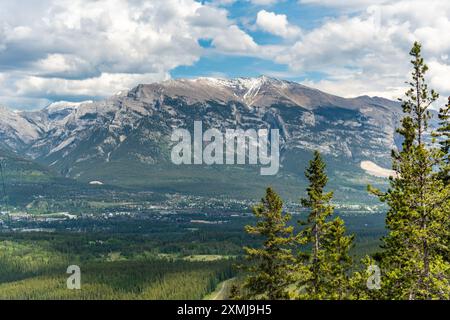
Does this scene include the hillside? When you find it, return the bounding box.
[0,77,404,203]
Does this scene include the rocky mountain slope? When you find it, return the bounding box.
[0,76,405,202]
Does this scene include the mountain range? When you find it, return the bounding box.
[0,76,408,205]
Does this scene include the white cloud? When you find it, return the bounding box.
[429,60,450,97]
[251,0,280,5]
[275,0,450,105]
[0,0,258,108]
[207,0,282,7]
[298,0,389,10]
[1,0,449,110]
[256,10,301,38]
[16,72,171,99]
[212,26,259,52]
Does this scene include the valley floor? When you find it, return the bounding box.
[0,211,384,300]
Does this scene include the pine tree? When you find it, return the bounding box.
[297,151,354,299]
[370,42,450,299]
[242,187,296,300]
[321,217,355,299]
[348,256,384,300]
[434,97,450,185]
[435,97,450,263]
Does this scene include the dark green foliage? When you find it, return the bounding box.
[321,217,355,299]
[297,151,354,299]
[0,258,233,300]
[369,42,450,299]
[241,153,355,300]
[229,284,241,300]
[435,97,450,184]
[0,223,237,300]
[242,187,296,300]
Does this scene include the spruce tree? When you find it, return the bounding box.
[321,217,354,299]
[348,256,384,300]
[297,151,354,299]
[435,97,450,263]
[434,97,450,185]
[370,42,450,299]
[242,187,296,299]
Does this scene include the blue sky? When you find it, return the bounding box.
[0,0,449,110]
[171,0,341,80]
[171,1,337,80]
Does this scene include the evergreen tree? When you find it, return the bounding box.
[370,42,450,299]
[348,256,384,300]
[321,217,354,299]
[297,151,354,299]
[434,97,450,185]
[242,187,296,299]
[434,97,450,264]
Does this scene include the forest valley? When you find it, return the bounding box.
[0,42,449,300]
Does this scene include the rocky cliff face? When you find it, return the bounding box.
[0,76,405,201]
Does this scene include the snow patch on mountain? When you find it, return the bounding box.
[0,77,405,176]
[44,101,93,113]
[361,161,396,178]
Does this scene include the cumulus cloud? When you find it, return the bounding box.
[429,60,450,96]
[212,0,282,7]
[0,0,449,110]
[212,26,259,52]
[15,72,170,99]
[298,0,390,10]
[278,0,450,105]
[0,0,258,108]
[256,10,301,38]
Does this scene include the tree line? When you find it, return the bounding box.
[236,42,450,300]
[0,258,235,300]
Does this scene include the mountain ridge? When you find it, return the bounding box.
[0,76,405,202]
[1,76,400,113]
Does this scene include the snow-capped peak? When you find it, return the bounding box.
[44,100,93,113]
